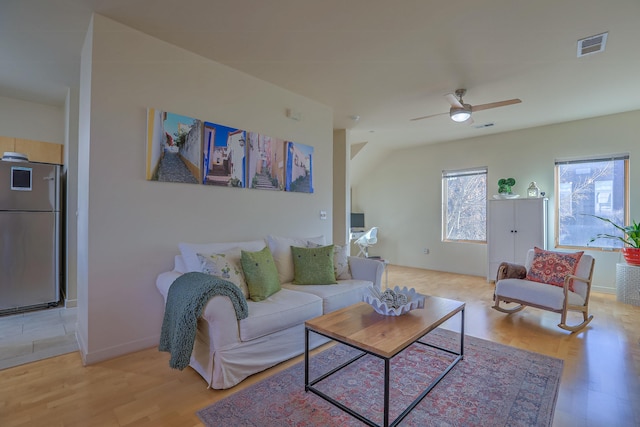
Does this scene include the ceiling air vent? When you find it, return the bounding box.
[577,32,608,57]
[473,123,495,129]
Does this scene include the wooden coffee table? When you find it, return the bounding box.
[304,296,465,427]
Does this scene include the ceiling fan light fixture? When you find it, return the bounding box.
[450,106,471,122]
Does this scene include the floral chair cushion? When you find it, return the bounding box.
[525,247,584,292]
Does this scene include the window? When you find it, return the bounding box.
[555,154,629,248]
[442,167,487,242]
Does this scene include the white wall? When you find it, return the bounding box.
[333,129,350,247]
[353,110,640,293]
[0,96,64,143]
[76,16,93,359]
[64,87,79,307]
[77,15,334,363]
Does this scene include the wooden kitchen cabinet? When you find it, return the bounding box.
[0,136,15,154]
[0,136,63,165]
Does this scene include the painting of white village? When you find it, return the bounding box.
[146,109,202,184]
[146,109,313,193]
[285,141,313,193]
[247,132,285,191]
[202,122,246,187]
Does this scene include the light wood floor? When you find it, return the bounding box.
[1,265,638,427]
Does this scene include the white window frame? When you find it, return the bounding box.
[555,154,629,249]
[442,167,488,243]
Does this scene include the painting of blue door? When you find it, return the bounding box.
[285,141,313,193]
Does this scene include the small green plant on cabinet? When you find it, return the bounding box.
[498,178,516,194]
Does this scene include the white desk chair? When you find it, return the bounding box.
[355,227,378,257]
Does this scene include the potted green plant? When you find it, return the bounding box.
[498,178,516,194]
[587,214,640,265]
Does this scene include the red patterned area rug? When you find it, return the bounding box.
[197,329,562,426]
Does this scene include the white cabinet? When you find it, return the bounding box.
[487,198,548,281]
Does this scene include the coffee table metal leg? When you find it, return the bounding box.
[304,328,309,391]
[460,307,465,358]
[384,358,390,427]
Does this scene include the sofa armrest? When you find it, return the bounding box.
[348,256,384,290]
[157,271,242,351]
[199,295,243,349]
[496,262,527,281]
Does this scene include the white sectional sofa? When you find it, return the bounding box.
[156,235,384,389]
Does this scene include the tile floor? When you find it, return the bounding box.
[0,306,78,370]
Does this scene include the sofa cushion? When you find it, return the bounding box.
[239,289,322,341]
[241,247,281,302]
[495,278,585,311]
[291,245,336,285]
[526,247,584,292]
[179,239,266,272]
[267,234,325,283]
[197,249,249,298]
[283,279,372,313]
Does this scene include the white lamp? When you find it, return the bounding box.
[450,106,472,122]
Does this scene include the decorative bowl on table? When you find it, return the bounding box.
[363,286,425,316]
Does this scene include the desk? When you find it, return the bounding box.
[350,231,366,241]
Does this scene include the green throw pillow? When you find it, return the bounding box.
[291,245,336,285]
[241,246,281,302]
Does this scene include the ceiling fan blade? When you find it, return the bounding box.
[445,93,464,108]
[471,98,522,112]
[464,116,474,125]
[410,111,448,121]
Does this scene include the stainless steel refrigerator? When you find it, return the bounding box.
[0,160,61,313]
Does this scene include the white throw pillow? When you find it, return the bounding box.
[333,244,352,280]
[267,234,325,283]
[179,239,266,272]
[197,249,249,298]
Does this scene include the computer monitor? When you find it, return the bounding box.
[350,212,365,229]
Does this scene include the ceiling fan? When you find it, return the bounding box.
[410,89,522,124]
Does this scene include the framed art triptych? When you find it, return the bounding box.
[146,108,313,193]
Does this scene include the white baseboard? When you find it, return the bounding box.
[79,334,161,365]
[592,285,615,295]
[75,329,88,365]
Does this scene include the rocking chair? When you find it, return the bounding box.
[493,248,595,332]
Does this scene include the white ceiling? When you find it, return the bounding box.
[2,1,639,165]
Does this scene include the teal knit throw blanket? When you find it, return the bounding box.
[159,272,249,370]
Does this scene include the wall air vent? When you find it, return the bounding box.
[577,32,608,57]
